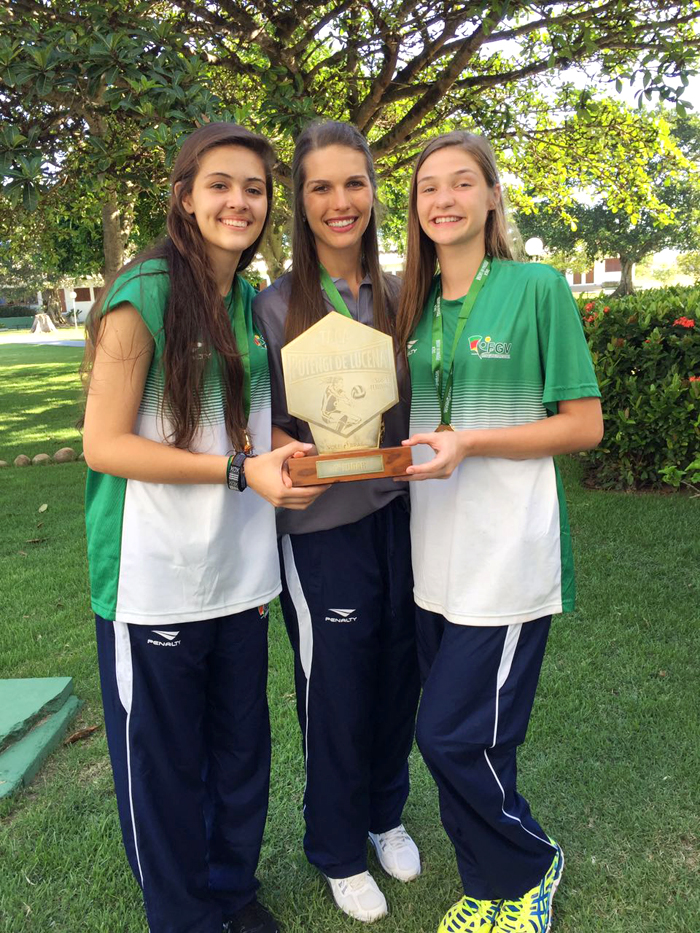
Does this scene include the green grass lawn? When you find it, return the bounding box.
[1,345,699,932]
[0,344,85,463]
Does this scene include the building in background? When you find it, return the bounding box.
[565,259,623,292]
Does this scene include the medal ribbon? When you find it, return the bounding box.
[431,257,491,426]
[229,278,251,421]
[319,265,354,319]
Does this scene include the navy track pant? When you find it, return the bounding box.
[415,609,557,900]
[279,497,421,878]
[96,608,271,933]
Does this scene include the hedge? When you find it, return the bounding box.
[0,305,36,318]
[577,286,700,491]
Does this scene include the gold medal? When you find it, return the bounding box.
[435,423,454,433]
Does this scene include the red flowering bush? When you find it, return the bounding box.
[577,287,700,489]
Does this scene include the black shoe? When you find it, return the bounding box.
[224,900,281,933]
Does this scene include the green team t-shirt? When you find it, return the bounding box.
[85,259,280,625]
[408,259,600,626]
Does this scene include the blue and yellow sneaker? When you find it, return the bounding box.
[438,896,502,932]
[493,844,564,933]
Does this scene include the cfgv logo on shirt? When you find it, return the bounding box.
[468,335,512,360]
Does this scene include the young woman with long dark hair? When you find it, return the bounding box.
[396,132,603,933]
[82,122,322,933]
[253,121,421,923]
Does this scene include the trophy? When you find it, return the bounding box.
[281,313,412,486]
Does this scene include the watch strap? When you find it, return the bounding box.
[226,451,248,491]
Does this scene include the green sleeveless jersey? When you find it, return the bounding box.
[85,260,279,624]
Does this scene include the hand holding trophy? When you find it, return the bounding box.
[281,311,412,485]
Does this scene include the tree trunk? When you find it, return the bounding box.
[102,194,125,279]
[610,257,636,297]
[259,223,288,282]
[44,288,67,326]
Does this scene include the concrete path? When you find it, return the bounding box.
[0,333,85,347]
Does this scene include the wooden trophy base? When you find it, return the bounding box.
[288,445,413,486]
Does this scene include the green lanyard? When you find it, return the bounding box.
[319,265,354,319]
[228,278,251,421]
[431,257,491,426]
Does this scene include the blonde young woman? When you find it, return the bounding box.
[82,123,321,933]
[395,132,603,933]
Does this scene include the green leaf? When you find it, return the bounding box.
[22,181,39,212]
[103,66,119,87]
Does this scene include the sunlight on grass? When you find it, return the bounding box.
[0,346,85,461]
[3,370,82,385]
[0,327,85,345]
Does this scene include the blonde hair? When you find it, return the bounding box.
[396,132,515,348]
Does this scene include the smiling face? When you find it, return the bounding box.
[181,144,268,280]
[301,144,374,266]
[415,146,500,254]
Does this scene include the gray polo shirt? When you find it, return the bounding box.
[253,272,409,536]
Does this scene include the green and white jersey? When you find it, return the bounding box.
[408,259,600,626]
[85,259,279,624]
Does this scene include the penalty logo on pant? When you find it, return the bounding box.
[147,629,182,647]
[324,608,358,623]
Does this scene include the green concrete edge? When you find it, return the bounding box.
[0,677,75,752]
[0,695,83,799]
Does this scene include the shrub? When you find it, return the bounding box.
[0,305,36,318]
[577,286,700,490]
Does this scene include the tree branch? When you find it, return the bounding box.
[352,35,401,131]
[370,16,491,157]
[291,0,356,58]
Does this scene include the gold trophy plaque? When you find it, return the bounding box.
[281,314,412,485]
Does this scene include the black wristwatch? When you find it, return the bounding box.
[226,451,248,491]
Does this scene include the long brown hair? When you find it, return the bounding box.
[285,121,393,343]
[396,131,514,349]
[82,123,274,450]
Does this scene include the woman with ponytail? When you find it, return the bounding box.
[396,131,603,933]
[253,121,421,924]
[82,123,322,933]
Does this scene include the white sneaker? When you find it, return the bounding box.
[368,824,421,882]
[325,871,388,923]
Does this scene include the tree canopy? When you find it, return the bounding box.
[517,114,700,295]
[0,0,234,274]
[1,0,700,279]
